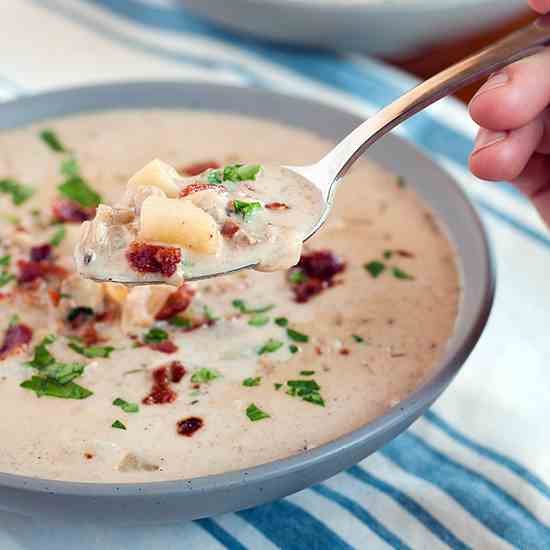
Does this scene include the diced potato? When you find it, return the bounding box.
[127,159,180,198]
[103,282,129,305]
[139,196,220,254]
[121,285,173,332]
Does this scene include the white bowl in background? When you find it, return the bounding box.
[180,0,527,57]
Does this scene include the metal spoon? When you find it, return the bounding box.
[91,15,550,285]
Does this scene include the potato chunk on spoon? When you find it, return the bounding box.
[75,16,550,286]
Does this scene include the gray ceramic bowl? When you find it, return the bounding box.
[180,0,526,56]
[0,82,494,525]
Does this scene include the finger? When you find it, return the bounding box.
[469,117,544,181]
[528,0,550,13]
[512,154,550,228]
[469,48,550,131]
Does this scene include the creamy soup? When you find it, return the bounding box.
[0,111,459,483]
[75,161,324,285]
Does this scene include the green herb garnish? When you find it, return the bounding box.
[392,267,414,280]
[68,339,115,359]
[383,250,393,260]
[275,317,288,327]
[300,370,315,376]
[246,403,270,422]
[0,272,15,287]
[248,314,269,327]
[39,129,67,152]
[0,255,11,267]
[208,164,261,184]
[0,178,34,205]
[232,299,274,315]
[112,419,126,430]
[67,306,94,323]
[8,314,19,327]
[20,376,92,399]
[274,383,283,390]
[58,176,101,208]
[207,170,223,184]
[190,368,220,384]
[203,305,219,322]
[60,157,80,178]
[286,379,325,407]
[27,335,56,369]
[113,397,139,413]
[43,362,85,385]
[258,338,284,355]
[364,260,386,278]
[168,315,193,329]
[233,200,262,219]
[289,270,307,284]
[352,334,364,343]
[289,344,299,354]
[243,377,261,387]
[50,226,66,247]
[143,327,168,344]
[287,328,309,343]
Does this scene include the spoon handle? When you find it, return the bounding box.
[319,14,550,185]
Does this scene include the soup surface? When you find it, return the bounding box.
[0,110,459,482]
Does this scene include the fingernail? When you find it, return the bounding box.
[470,71,509,104]
[472,128,507,154]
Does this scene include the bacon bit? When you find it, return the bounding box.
[315,346,323,356]
[170,361,186,383]
[339,348,350,356]
[16,260,68,285]
[155,284,195,321]
[0,324,33,359]
[290,250,346,304]
[395,249,415,258]
[179,160,220,177]
[220,220,240,239]
[52,198,95,223]
[48,288,61,307]
[177,416,203,437]
[143,366,178,405]
[265,202,289,210]
[126,242,181,278]
[30,243,52,262]
[148,340,178,354]
[179,183,222,198]
[79,323,101,347]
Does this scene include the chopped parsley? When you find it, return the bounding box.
[203,305,219,322]
[248,314,269,327]
[60,156,80,178]
[27,335,56,369]
[8,314,19,327]
[243,376,261,387]
[39,129,67,152]
[289,344,299,354]
[232,299,274,315]
[111,420,126,430]
[68,338,115,359]
[300,370,315,376]
[274,383,283,390]
[383,250,393,260]
[289,270,307,284]
[190,368,220,384]
[258,338,284,355]
[0,178,34,206]
[0,272,15,287]
[352,334,364,343]
[20,376,92,400]
[392,267,414,280]
[208,164,261,184]
[275,317,288,327]
[143,327,168,344]
[364,260,386,278]
[113,397,139,413]
[287,328,309,343]
[207,170,223,184]
[0,255,11,267]
[58,176,101,208]
[50,226,66,247]
[67,306,94,323]
[246,403,270,422]
[286,379,325,407]
[168,315,193,329]
[233,200,262,219]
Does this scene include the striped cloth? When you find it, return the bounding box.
[1,1,549,548]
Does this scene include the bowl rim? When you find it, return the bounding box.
[0,81,495,498]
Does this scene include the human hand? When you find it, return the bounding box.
[469,0,550,227]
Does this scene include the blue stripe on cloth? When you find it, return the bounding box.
[424,410,550,501]
[347,465,470,550]
[382,432,550,549]
[195,518,248,550]
[312,484,411,549]
[86,0,525,203]
[237,499,354,549]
